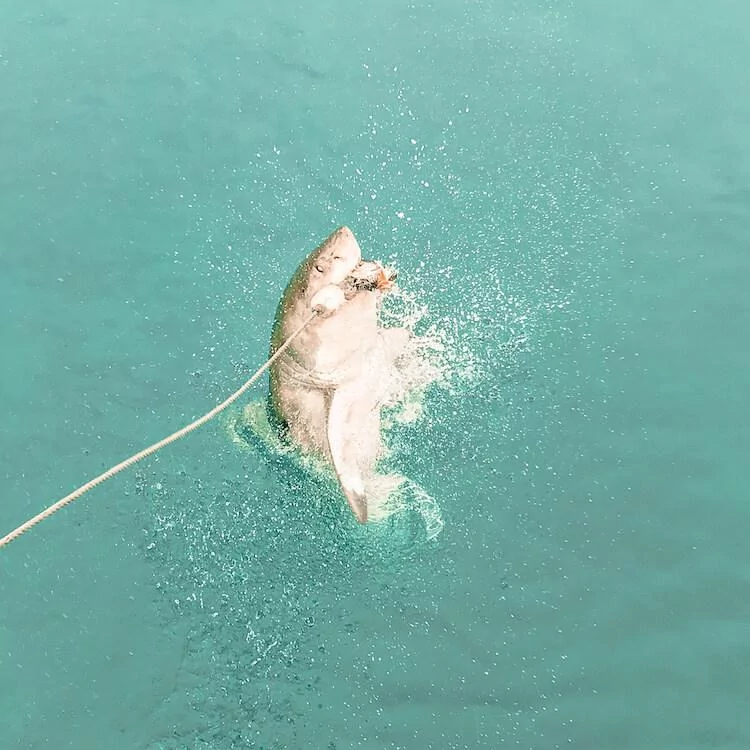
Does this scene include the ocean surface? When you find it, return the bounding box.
[1,1,749,748]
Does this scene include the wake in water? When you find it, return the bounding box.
[228,284,473,540]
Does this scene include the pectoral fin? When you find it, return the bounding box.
[327,386,369,524]
[342,484,368,524]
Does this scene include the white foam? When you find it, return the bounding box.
[377,284,478,417]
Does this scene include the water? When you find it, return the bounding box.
[2,1,749,748]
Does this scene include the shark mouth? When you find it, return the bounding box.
[343,260,398,294]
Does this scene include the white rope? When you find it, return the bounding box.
[0,312,318,550]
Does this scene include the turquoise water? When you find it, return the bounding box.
[2,1,749,747]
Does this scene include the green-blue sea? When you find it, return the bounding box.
[2,1,749,748]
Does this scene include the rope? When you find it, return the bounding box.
[0,311,319,550]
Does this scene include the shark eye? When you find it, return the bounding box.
[315,263,325,273]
